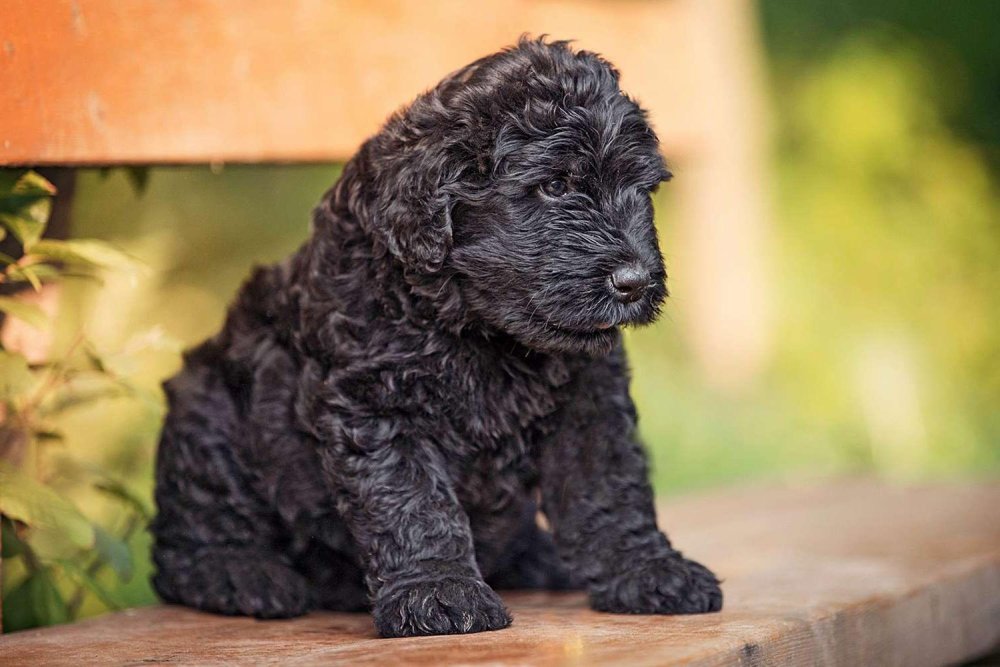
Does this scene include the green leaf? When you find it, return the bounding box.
[2,567,69,631]
[0,258,94,291]
[33,428,66,444]
[11,170,58,197]
[0,169,29,194]
[29,239,142,274]
[0,193,53,215]
[0,295,49,330]
[50,268,106,286]
[0,211,48,248]
[0,350,35,400]
[0,171,55,250]
[59,559,127,610]
[5,262,45,290]
[94,478,151,521]
[1,515,26,558]
[40,379,128,416]
[93,525,134,581]
[0,463,96,561]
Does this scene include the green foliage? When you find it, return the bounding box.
[770,36,999,472]
[29,239,143,275]
[0,170,55,249]
[0,465,96,560]
[3,566,69,630]
[0,170,141,295]
[630,23,999,492]
[0,170,156,631]
[758,0,1000,157]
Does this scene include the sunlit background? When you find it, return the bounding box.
[3,0,998,625]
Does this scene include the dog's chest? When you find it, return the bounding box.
[431,347,574,501]
[440,344,571,439]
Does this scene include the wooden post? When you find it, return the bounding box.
[673,0,774,391]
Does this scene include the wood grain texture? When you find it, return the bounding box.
[2,480,998,666]
[0,0,710,165]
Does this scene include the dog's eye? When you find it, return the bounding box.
[541,179,569,198]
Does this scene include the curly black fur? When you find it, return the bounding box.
[151,37,722,638]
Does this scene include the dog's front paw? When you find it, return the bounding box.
[373,575,512,638]
[590,555,722,615]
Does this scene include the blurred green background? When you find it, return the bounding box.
[3,0,998,628]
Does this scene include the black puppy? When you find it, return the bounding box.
[151,37,722,638]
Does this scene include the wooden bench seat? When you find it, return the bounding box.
[3,480,998,666]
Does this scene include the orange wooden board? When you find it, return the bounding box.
[3,481,999,666]
[0,0,705,165]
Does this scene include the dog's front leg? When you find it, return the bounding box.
[318,420,511,637]
[539,349,723,615]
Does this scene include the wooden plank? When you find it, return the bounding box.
[2,480,998,666]
[0,0,705,165]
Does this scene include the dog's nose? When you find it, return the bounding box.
[609,265,650,303]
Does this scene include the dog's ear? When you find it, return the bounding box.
[340,74,481,274]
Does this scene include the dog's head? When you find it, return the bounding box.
[339,38,670,355]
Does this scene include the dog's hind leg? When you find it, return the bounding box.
[151,348,310,619]
[485,503,581,591]
[152,544,309,619]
